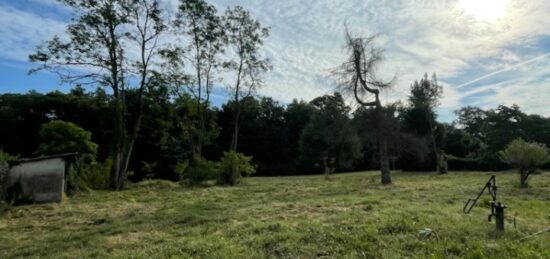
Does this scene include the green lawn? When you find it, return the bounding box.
[1,171,549,258]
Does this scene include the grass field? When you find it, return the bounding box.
[1,171,549,258]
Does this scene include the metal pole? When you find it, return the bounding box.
[495,202,506,231]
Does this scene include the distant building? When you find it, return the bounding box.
[5,153,78,204]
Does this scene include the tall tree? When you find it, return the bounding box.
[172,0,225,157]
[333,30,394,184]
[403,73,443,172]
[285,100,316,172]
[29,0,166,189]
[353,104,428,172]
[223,6,270,153]
[298,93,361,175]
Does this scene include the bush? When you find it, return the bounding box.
[0,150,17,202]
[38,120,98,156]
[78,157,111,190]
[218,151,256,186]
[65,156,111,192]
[181,158,220,185]
[0,150,17,163]
[174,160,189,182]
[498,138,550,187]
[37,121,105,192]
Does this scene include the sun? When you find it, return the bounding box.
[459,0,511,22]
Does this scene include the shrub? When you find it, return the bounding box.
[174,160,189,182]
[181,158,220,185]
[38,121,104,192]
[79,158,112,190]
[0,150,17,163]
[66,156,111,192]
[38,120,98,156]
[0,150,17,202]
[218,151,256,186]
[498,138,550,187]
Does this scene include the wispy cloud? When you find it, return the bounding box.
[0,0,549,119]
[0,3,66,62]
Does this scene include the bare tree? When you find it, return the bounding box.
[333,28,395,184]
[29,0,166,189]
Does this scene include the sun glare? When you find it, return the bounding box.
[459,0,511,22]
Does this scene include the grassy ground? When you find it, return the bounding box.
[1,171,549,258]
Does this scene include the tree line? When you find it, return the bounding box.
[2,0,549,189]
[2,82,550,180]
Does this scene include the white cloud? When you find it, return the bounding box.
[1,0,549,118]
[0,4,66,62]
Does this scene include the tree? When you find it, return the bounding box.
[223,6,270,153]
[499,138,550,187]
[299,93,361,176]
[402,73,443,172]
[240,98,289,175]
[38,120,98,156]
[455,106,487,140]
[29,0,166,189]
[284,100,315,173]
[352,104,428,172]
[333,29,394,184]
[172,0,225,158]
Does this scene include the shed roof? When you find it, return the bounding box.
[14,153,79,165]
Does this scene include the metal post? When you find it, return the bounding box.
[494,202,506,231]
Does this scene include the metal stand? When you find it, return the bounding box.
[463,175,507,232]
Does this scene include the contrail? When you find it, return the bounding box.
[454,52,550,89]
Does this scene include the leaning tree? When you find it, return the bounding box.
[334,29,395,184]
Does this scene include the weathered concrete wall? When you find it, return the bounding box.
[8,158,65,203]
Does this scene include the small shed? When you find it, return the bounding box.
[5,153,78,204]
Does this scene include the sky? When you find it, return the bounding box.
[0,0,549,122]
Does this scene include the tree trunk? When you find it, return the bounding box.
[110,98,127,190]
[230,57,244,153]
[520,170,530,188]
[380,139,392,184]
[376,104,391,185]
[424,107,439,173]
[118,110,144,189]
[230,108,241,152]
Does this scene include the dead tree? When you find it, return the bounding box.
[334,29,394,184]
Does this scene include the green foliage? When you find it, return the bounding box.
[174,160,189,182]
[0,149,17,163]
[499,138,550,169]
[182,158,220,185]
[79,158,112,190]
[0,150,16,202]
[219,151,256,185]
[400,73,443,171]
[38,120,98,156]
[65,156,111,192]
[408,73,443,110]
[299,93,361,172]
[499,138,550,186]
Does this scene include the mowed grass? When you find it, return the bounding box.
[1,171,549,258]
